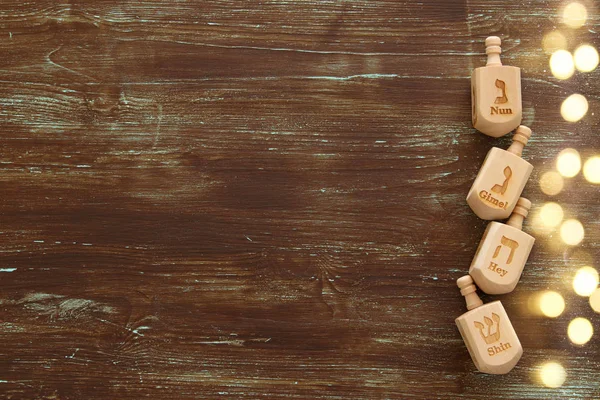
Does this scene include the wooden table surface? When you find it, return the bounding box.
[1,1,599,398]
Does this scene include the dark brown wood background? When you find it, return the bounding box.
[1,0,599,398]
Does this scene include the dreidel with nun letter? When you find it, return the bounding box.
[471,36,522,137]
[455,275,523,374]
[469,197,535,294]
[467,125,533,220]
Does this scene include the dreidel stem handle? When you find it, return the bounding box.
[506,197,531,230]
[457,275,483,310]
[486,36,502,66]
[507,125,532,157]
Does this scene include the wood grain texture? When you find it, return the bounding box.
[0,0,599,398]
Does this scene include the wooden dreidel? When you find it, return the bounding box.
[455,275,523,374]
[471,36,522,137]
[470,197,535,294]
[467,125,533,220]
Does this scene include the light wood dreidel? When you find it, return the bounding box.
[455,275,523,374]
[467,125,533,220]
[471,36,522,137]
[469,198,535,294]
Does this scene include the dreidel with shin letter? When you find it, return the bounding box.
[467,125,533,220]
[469,197,535,294]
[455,275,523,374]
[471,36,522,137]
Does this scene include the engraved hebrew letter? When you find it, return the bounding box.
[491,166,512,195]
[490,313,501,342]
[500,236,519,264]
[494,79,508,104]
[474,313,501,344]
[492,236,520,265]
[492,245,501,259]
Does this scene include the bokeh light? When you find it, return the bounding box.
[583,156,600,184]
[540,291,566,318]
[540,171,564,195]
[542,31,567,54]
[550,50,575,79]
[568,317,593,345]
[561,94,588,122]
[574,44,599,72]
[573,266,599,296]
[539,362,567,388]
[530,214,553,236]
[539,202,564,227]
[590,289,600,313]
[556,148,581,177]
[560,219,584,246]
[562,2,588,28]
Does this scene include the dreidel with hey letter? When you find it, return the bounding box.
[471,36,522,137]
[467,125,533,220]
[469,197,535,294]
[455,275,523,374]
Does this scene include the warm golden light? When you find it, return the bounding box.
[583,156,600,184]
[539,202,564,228]
[560,219,584,246]
[542,31,567,54]
[539,362,567,388]
[574,44,599,72]
[539,171,564,195]
[573,266,599,296]
[568,317,593,345]
[550,50,575,79]
[562,2,588,28]
[556,148,581,177]
[530,214,553,236]
[590,289,600,313]
[540,291,566,318]
[561,94,588,122]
